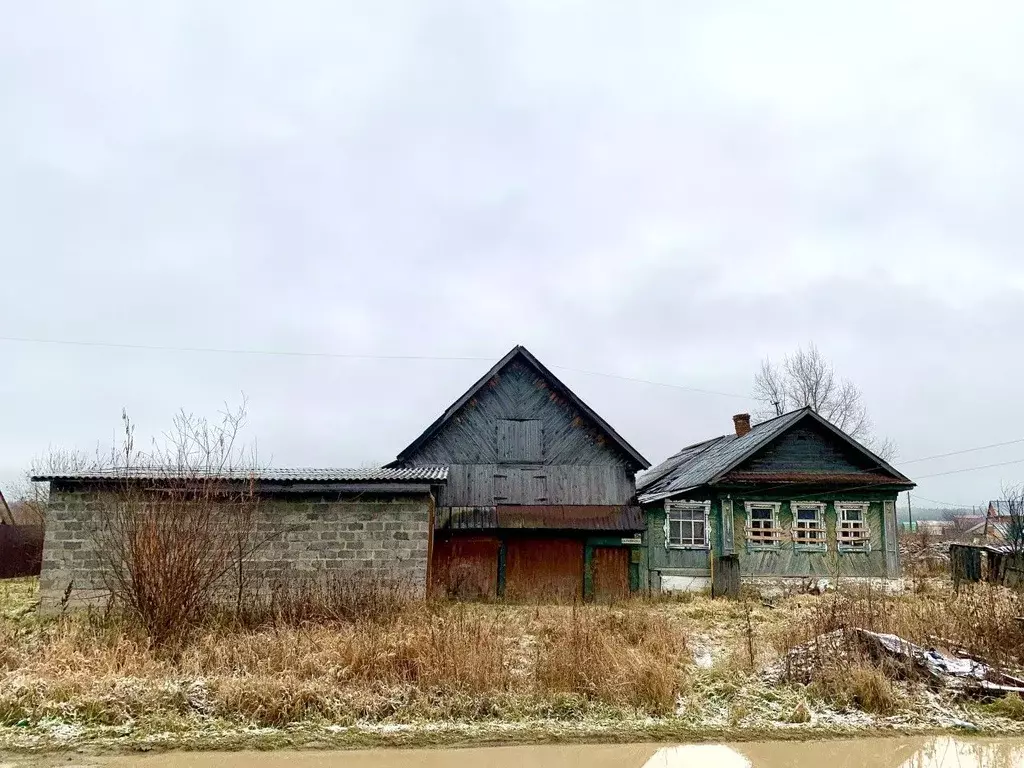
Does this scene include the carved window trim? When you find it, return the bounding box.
[664,501,711,549]
[745,501,784,550]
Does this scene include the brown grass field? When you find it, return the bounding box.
[3,576,1024,752]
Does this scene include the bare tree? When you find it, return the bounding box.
[12,446,110,526]
[85,398,267,645]
[998,484,1024,556]
[753,343,896,460]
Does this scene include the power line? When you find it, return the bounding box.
[915,457,1024,480]
[549,364,751,400]
[901,438,1024,465]
[0,335,496,363]
[0,334,753,400]
[910,492,973,508]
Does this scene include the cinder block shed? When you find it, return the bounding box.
[33,466,447,608]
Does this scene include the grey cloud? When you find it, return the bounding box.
[2,1,1024,510]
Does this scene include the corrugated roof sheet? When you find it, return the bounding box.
[723,471,897,484]
[33,466,449,483]
[436,504,642,531]
[637,410,805,502]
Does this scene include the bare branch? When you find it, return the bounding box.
[753,358,788,419]
[751,343,895,455]
[999,483,1024,556]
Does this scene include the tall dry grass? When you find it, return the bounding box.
[768,581,1024,711]
[0,581,691,727]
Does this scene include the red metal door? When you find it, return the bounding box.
[504,538,584,602]
[430,536,500,598]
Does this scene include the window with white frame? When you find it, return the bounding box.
[837,502,871,550]
[745,501,783,547]
[791,502,827,549]
[665,502,710,548]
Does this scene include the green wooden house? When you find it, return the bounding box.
[636,409,914,591]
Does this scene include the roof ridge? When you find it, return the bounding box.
[392,345,650,469]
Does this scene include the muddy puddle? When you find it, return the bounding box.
[9,737,1024,767]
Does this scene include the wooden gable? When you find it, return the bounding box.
[401,358,634,467]
[725,415,905,484]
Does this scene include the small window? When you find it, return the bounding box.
[745,502,783,548]
[837,503,871,551]
[792,502,827,550]
[665,502,710,549]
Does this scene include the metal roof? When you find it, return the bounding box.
[637,407,913,504]
[32,466,449,483]
[390,345,650,470]
[637,410,805,502]
[436,504,643,531]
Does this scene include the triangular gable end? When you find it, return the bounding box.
[709,409,913,486]
[391,345,650,469]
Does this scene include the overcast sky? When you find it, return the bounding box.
[3,1,1024,509]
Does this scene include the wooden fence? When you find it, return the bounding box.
[0,524,44,578]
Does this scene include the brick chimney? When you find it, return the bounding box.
[733,413,751,437]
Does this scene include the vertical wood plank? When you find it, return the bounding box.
[883,499,898,576]
[720,499,734,555]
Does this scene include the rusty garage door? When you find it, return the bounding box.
[504,538,584,602]
[590,546,630,602]
[431,536,500,598]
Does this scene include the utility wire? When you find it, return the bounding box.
[915,457,1024,480]
[0,334,754,400]
[910,492,973,508]
[900,438,1024,465]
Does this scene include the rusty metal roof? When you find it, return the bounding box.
[436,504,643,531]
[33,466,449,483]
[722,471,898,484]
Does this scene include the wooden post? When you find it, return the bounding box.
[712,555,741,599]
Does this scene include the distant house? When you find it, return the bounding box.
[989,500,1012,518]
[389,345,650,601]
[637,409,915,591]
[962,501,1018,544]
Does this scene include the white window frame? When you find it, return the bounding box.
[745,501,783,549]
[791,501,827,551]
[837,502,872,552]
[664,501,710,550]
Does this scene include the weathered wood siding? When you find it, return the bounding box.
[644,490,902,581]
[402,360,635,468]
[739,422,877,474]
[404,360,637,508]
[590,546,630,602]
[646,502,717,574]
[722,491,898,578]
[438,464,635,507]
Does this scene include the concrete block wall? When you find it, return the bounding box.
[39,489,433,608]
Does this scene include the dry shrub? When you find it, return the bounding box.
[809,663,898,714]
[239,572,411,627]
[980,692,1024,721]
[787,700,811,723]
[2,580,694,727]
[773,582,1024,673]
[533,606,686,714]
